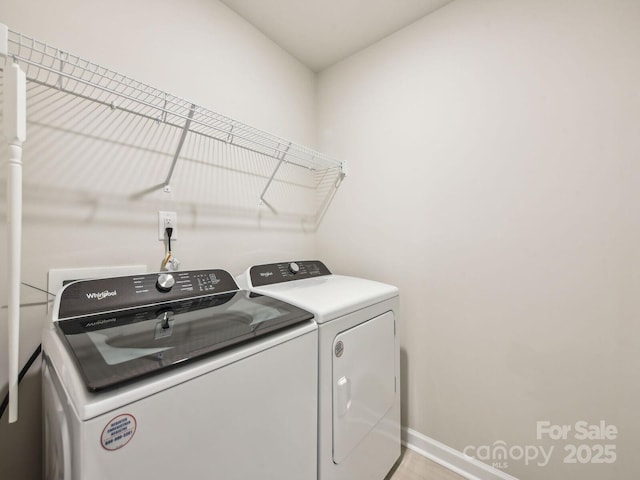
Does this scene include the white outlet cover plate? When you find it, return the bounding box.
[158,211,178,241]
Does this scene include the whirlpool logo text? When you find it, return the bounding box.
[86,290,117,300]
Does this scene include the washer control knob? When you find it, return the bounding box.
[156,273,175,292]
[288,262,300,274]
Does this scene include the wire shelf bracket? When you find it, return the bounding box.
[164,103,196,193]
[259,142,291,214]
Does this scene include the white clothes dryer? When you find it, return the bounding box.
[237,260,401,480]
[43,268,318,480]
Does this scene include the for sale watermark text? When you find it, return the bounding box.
[463,420,618,470]
[536,420,617,441]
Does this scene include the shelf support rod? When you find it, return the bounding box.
[164,103,196,192]
[2,23,27,423]
[57,50,67,90]
[259,142,291,213]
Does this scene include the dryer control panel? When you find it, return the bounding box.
[57,269,238,319]
[249,260,331,287]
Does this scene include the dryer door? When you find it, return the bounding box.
[332,311,396,464]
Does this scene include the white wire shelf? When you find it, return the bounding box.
[2,28,346,199]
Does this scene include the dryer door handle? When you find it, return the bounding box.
[337,376,352,417]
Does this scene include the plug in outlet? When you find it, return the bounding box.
[158,211,178,241]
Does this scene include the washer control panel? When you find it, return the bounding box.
[249,260,331,287]
[58,269,238,319]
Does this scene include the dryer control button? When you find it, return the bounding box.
[288,262,300,274]
[156,273,175,292]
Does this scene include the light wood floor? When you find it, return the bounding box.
[385,447,465,480]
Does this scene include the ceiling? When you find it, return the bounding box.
[219,0,454,71]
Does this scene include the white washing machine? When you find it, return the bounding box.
[43,268,318,480]
[237,260,401,480]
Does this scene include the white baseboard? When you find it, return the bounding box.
[402,427,520,480]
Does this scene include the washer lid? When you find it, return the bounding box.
[56,290,313,391]
[247,275,398,323]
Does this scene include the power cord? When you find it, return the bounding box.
[161,227,173,269]
[0,281,51,421]
[161,227,180,271]
[0,345,42,421]
[166,227,173,254]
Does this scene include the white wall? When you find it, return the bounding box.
[0,1,317,478]
[316,0,640,479]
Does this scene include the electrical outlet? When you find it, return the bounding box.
[158,211,178,241]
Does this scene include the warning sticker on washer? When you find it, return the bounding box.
[101,414,137,451]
